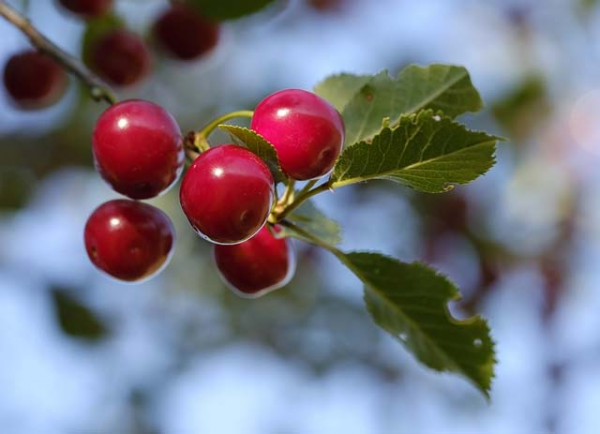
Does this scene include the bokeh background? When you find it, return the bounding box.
[2,0,600,432]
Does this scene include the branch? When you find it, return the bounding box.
[0,1,117,105]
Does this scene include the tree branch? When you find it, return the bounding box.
[0,1,117,105]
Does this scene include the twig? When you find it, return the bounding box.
[0,1,117,105]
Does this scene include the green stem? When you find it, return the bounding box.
[296,179,318,198]
[191,110,254,153]
[279,219,346,262]
[276,182,331,221]
[279,179,296,206]
[197,110,253,138]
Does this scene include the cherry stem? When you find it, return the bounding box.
[296,179,318,198]
[278,179,296,206]
[279,219,346,262]
[0,2,117,105]
[193,110,254,152]
[275,181,331,221]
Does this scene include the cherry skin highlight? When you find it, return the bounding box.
[214,225,296,298]
[90,29,151,86]
[58,0,112,18]
[3,50,67,110]
[180,145,275,245]
[92,100,183,199]
[153,4,220,61]
[84,200,175,282]
[251,89,345,180]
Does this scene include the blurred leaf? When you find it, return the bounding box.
[186,0,277,20]
[340,251,495,397]
[281,200,342,245]
[0,167,35,210]
[52,289,108,342]
[491,75,550,141]
[315,64,484,147]
[220,125,286,183]
[313,74,371,112]
[579,0,599,14]
[81,13,124,68]
[330,110,499,193]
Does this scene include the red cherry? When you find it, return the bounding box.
[213,225,296,297]
[3,50,67,110]
[153,4,220,61]
[92,100,183,199]
[58,0,112,18]
[179,145,274,245]
[251,89,345,180]
[84,200,175,282]
[90,29,151,86]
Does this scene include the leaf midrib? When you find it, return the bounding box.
[331,139,496,188]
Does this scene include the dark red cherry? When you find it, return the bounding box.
[92,100,183,199]
[58,0,112,18]
[84,200,175,282]
[90,29,151,86]
[251,89,345,180]
[3,50,67,110]
[214,225,296,297]
[153,4,220,61]
[179,144,274,245]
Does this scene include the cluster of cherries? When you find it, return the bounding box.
[3,0,219,109]
[85,88,345,297]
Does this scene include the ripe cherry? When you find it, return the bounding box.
[58,0,112,18]
[153,4,220,61]
[180,145,274,245]
[84,200,175,282]
[213,225,296,298]
[3,50,67,110]
[92,100,183,199]
[251,89,345,180]
[90,29,151,86]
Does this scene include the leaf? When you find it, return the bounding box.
[340,252,495,397]
[330,110,499,193]
[280,200,342,245]
[186,0,277,20]
[313,73,372,112]
[81,14,124,69]
[51,289,108,342]
[220,125,286,183]
[328,64,484,146]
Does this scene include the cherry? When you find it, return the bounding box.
[180,145,274,245]
[84,199,175,282]
[213,225,296,297]
[58,0,112,18]
[251,89,345,180]
[90,29,151,86]
[153,4,220,61]
[3,50,67,110]
[92,100,183,199]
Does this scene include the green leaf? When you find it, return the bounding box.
[322,64,484,147]
[280,200,342,245]
[51,289,108,342]
[313,73,371,112]
[330,110,499,193]
[341,252,495,397]
[220,125,286,183]
[186,0,277,20]
[81,14,124,69]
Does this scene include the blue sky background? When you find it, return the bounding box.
[2,0,600,433]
